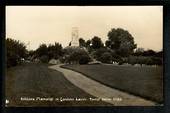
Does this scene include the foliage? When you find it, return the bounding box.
[63,46,79,55]
[118,59,125,65]
[91,36,104,50]
[142,49,156,57]
[133,48,145,56]
[34,42,63,63]
[155,50,163,57]
[48,42,63,59]
[64,47,91,64]
[151,57,162,65]
[99,52,112,63]
[127,56,162,66]
[79,38,86,47]
[105,40,111,48]
[79,54,91,64]
[133,49,163,57]
[35,44,48,57]
[93,47,109,60]
[6,38,27,67]
[39,55,49,63]
[127,56,138,65]
[86,39,91,47]
[106,28,137,57]
[93,47,121,63]
[28,50,35,57]
[85,39,92,52]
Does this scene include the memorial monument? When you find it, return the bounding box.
[70,27,79,46]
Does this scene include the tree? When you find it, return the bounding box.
[93,47,119,63]
[48,44,55,59]
[6,38,27,67]
[143,49,156,56]
[53,42,63,58]
[105,40,111,48]
[133,48,145,56]
[94,47,109,60]
[79,38,86,47]
[86,39,91,47]
[91,36,104,50]
[155,50,163,58]
[99,52,112,63]
[48,42,63,59]
[28,50,35,57]
[85,39,92,52]
[106,28,137,57]
[39,55,49,63]
[36,44,48,57]
[79,54,91,64]
[64,47,91,64]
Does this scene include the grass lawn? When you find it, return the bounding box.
[61,64,163,103]
[6,63,111,106]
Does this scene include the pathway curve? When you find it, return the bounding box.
[49,65,156,106]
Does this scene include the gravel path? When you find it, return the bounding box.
[49,65,156,106]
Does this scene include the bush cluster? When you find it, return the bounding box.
[125,56,162,66]
[64,47,91,64]
[6,38,27,67]
[99,52,112,64]
[92,47,121,64]
[7,27,163,66]
[39,55,49,63]
[91,47,162,66]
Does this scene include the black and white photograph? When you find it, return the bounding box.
[5,6,163,107]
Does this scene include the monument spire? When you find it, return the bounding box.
[71,27,79,46]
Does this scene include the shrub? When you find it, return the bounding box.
[36,44,48,57]
[145,58,153,65]
[94,47,121,63]
[7,55,18,67]
[58,57,65,63]
[79,54,91,64]
[6,38,27,67]
[64,47,91,64]
[39,55,49,63]
[99,52,112,63]
[126,56,162,66]
[118,59,124,65]
[128,56,137,65]
[151,57,162,65]
[94,47,109,60]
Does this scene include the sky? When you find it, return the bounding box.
[6,6,163,51]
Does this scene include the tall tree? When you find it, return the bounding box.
[155,50,163,58]
[6,38,27,67]
[79,38,86,47]
[85,39,92,52]
[48,42,63,59]
[36,44,48,57]
[86,39,91,47]
[106,28,137,57]
[54,42,63,58]
[143,49,156,56]
[133,48,145,56]
[91,36,104,50]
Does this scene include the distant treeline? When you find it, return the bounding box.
[6,28,162,67]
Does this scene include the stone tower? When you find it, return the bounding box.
[71,27,79,46]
